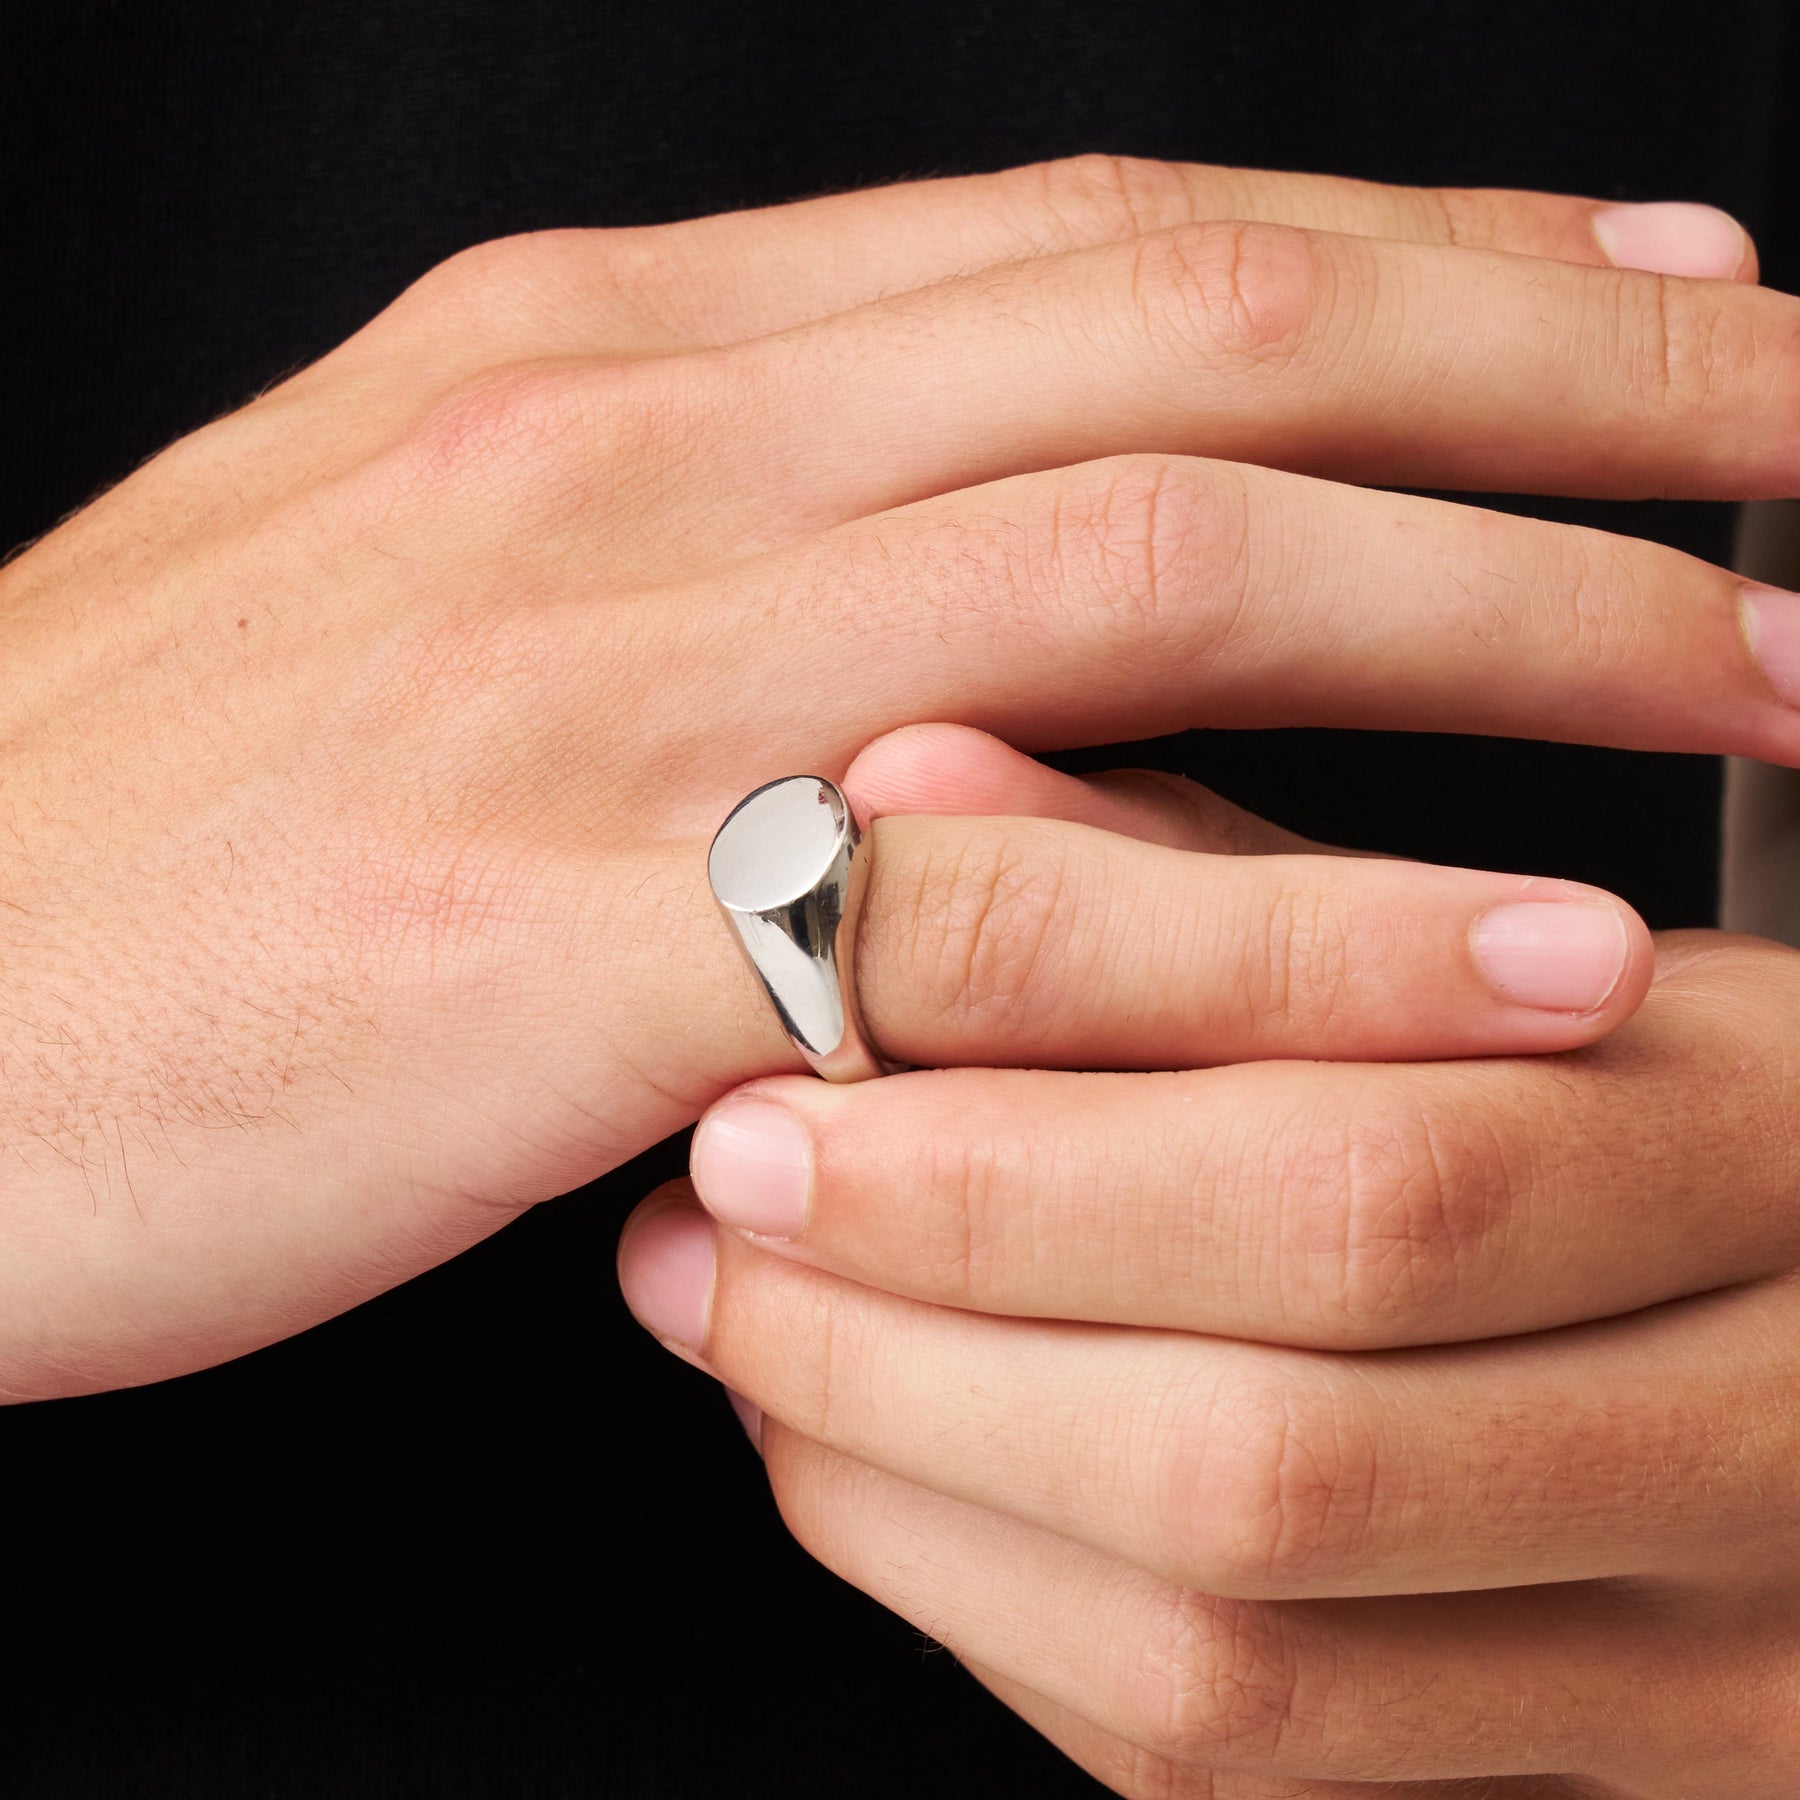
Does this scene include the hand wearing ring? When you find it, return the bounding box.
[709,777,892,1083]
[0,154,1786,1409]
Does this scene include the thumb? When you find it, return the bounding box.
[843,723,1319,854]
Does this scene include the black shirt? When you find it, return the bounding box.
[1,2,1792,1793]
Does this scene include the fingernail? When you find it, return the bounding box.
[1473,901,1628,1013]
[726,1388,764,1454]
[1742,585,1800,708]
[618,1203,716,1353]
[691,1096,812,1239]
[1591,201,1750,279]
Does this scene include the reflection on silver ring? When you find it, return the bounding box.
[708,775,895,1083]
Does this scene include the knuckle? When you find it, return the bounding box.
[374,355,698,521]
[1423,184,1500,249]
[413,233,551,311]
[389,227,696,350]
[1032,152,1198,243]
[1283,1085,1516,1347]
[1222,872,1349,1040]
[1083,1746,1190,1800]
[1129,219,1318,372]
[386,362,600,502]
[1552,527,1662,676]
[873,822,1077,1037]
[1432,184,1593,261]
[411,228,648,316]
[379,237,528,339]
[1158,1364,1379,1595]
[1422,183,1578,255]
[1616,270,1755,418]
[745,1268,864,1450]
[1041,456,1253,651]
[1126,1589,1308,1766]
[1441,504,1660,682]
[908,1114,1013,1304]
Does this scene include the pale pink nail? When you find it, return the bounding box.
[1742,586,1800,708]
[618,1204,716,1352]
[726,1388,764,1453]
[1591,202,1750,279]
[691,1096,812,1239]
[1473,901,1629,1013]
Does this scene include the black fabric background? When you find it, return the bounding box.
[0,2,1793,1793]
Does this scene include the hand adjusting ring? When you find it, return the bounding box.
[709,776,896,1083]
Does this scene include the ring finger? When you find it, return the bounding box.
[764,1428,1707,1790]
[686,807,1653,1083]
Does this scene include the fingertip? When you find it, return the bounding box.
[1470,890,1654,1043]
[842,723,1063,823]
[690,1088,814,1240]
[1591,200,1757,283]
[617,1186,718,1364]
[843,724,1251,849]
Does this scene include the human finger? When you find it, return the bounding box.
[844,723,1319,854]
[512,794,1643,1168]
[850,815,1650,1070]
[338,157,1756,375]
[613,161,1753,348]
[682,460,1800,773]
[621,1197,1795,1598]
[766,1428,1708,1789]
[704,224,1800,534]
[965,1664,1592,1800]
[651,808,1647,1114]
[687,933,1800,1347]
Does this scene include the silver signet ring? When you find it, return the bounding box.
[708,776,894,1083]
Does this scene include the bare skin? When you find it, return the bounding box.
[624,724,1800,1798]
[5,151,1799,1792]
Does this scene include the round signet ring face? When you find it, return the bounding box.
[708,776,892,1083]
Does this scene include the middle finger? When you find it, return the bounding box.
[701,221,1800,536]
[666,456,1800,773]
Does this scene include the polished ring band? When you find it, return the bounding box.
[708,775,895,1083]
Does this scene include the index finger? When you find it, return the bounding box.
[685,937,1800,1353]
[377,156,1757,363]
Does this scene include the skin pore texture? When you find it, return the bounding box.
[2,152,1799,1793]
